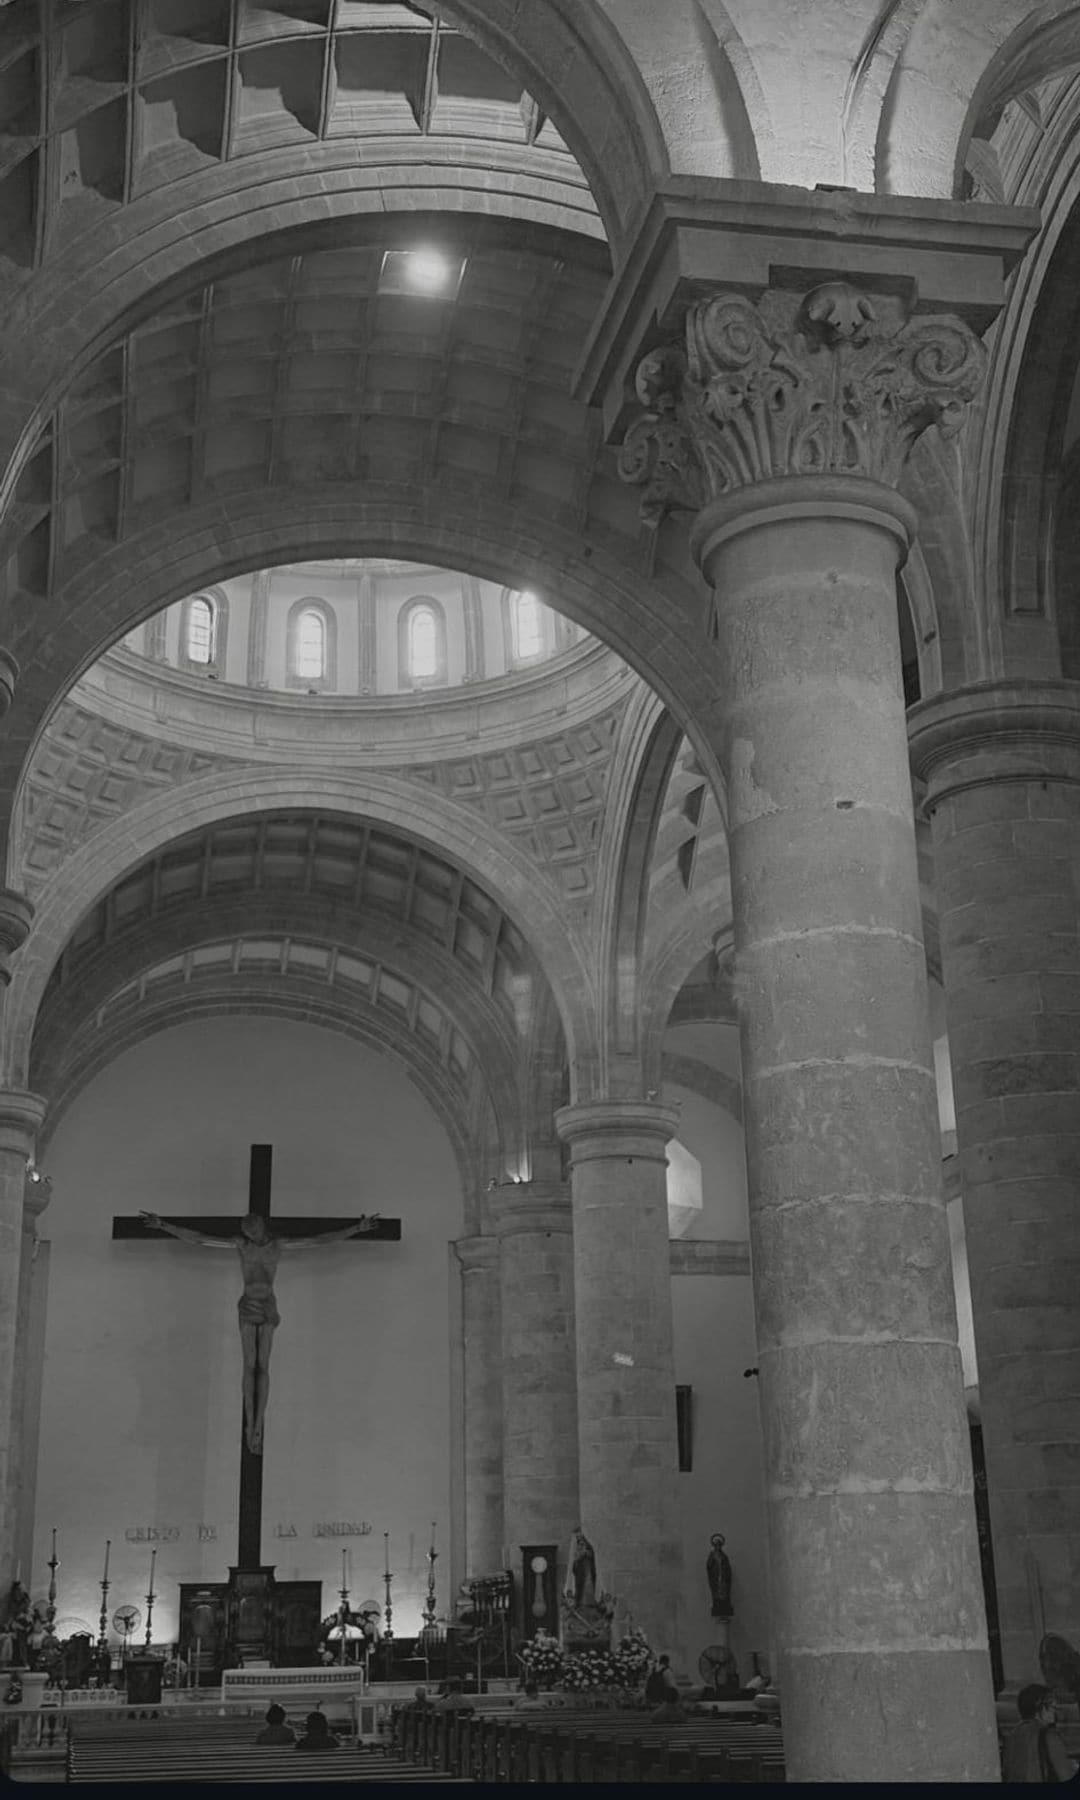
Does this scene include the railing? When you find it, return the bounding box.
[0,1705,71,1780]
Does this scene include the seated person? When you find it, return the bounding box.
[432,1678,474,1713]
[651,1694,689,1724]
[411,1686,431,1711]
[255,1703,295,1745]
[515,1680,547,1712]
[644,1654,677,1705]
[1002,1684,1077,1783]
[295,1709,339,1752]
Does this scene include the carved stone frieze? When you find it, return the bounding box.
[618,283,987,524]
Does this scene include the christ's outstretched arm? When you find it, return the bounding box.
[138,1212,236,1248]
[284,1215,381,1250]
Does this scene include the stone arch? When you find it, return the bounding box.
[874,0,1057,196]
[30,890,527,1161]
[35,985,484,1225]
[971,109,1080,662]
[955,2,1080,194]
[591,691,684,1089]
[2,486,718,881]
[2,770,598,1097]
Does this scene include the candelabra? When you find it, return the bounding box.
[144,1549,156,1648]
[97,1540,111,1650]
[338,1550,349,1668]
[382,1533,394,1660]
[422,1522,438,1631]
[45,1530,58,1634]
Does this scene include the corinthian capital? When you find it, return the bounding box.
[618,282,986,525]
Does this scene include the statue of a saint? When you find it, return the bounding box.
[565,1526,597,1610]
[707,1533,733,1619]
[139,1209,380,1453]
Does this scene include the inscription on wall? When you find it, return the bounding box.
[124,1519,373,1542]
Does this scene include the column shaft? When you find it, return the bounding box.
[491,1189,578,1606]
[555,1100,682,1656]
[454,1237,503,1578]
[911,680,1080,1683]
[694,481,997,1782]
[0,1093,46,1589]
[9,1172,49,1584]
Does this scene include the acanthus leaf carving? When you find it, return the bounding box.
[618,283,986,523]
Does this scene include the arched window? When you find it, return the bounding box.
[512,590,544,662]
[296,608,326,680]
[179,589,228,675]
[410,606,438,680]
[397,597,448,689]
[501,586,550,669]
[285,598,337,692]
[186,595,215,664]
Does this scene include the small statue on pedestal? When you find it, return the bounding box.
[707,1534,733,1620]
[560,1528,611,1652]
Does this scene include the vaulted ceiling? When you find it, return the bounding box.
[30,807,554,1169]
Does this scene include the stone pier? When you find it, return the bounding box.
[555,1099,682,1656]
[911,679,1080,1683]
[491,1186,578,1614]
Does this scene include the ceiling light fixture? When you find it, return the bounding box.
[378,249,466,300]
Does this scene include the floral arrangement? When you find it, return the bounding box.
[517,1624,654,1695]
[516,1634,567,1690]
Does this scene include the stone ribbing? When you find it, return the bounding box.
[0,1092,46,1589]
[491,1188,578,1608]
[454,1236,503,1580]
[554,1100,682,1656]
[692,480,998,1784]
[910,679,1080,1684]
[8,1171,49,1588]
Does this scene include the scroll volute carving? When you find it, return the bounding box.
[618,282,986,524]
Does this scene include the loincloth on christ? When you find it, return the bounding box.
[237,1293,280,1329]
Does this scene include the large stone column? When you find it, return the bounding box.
[490,1186,578,1613]
[618,285,999,1781]
[9,1168,50,1586]
[0,1091,46,1589]
[554,1100,682,1656]
[453,1236,503,1579]
[910,680,1080,1684]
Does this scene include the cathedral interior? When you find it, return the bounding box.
[0,0,1079,1784]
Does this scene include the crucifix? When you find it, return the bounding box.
[113,1145,400,1570]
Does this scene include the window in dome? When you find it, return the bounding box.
[512,590,544,662]
[286,598,336,692]
[398,598,447,689]
[297,609,326,680]
[186,596,215,665]
[410,607,437,679]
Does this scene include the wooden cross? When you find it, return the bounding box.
[114,1145,400,1570]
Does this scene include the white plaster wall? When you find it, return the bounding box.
[33,1018,461,1647]
[662,1048,769,1682]
[673,1276,769,1682]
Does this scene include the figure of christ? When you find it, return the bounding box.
[138,1209,380,1454]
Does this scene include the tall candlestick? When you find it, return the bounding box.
[98,1539,111,1650]
[144,1548,156,1647]
[46,1529,59,1632]
[423,1521,438,1630]
[383,1532,394,1650]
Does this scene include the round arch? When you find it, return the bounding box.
[3,487,722,876]
[35,983,485,1226]
[30,893,527,1162]
[3,772,599,1096]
